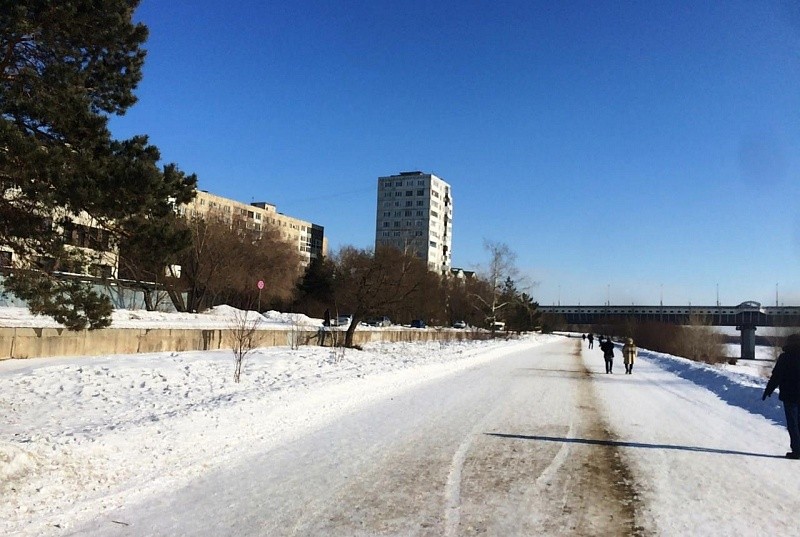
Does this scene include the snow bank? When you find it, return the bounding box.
[0,305,324,330]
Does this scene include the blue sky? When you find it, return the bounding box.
[109,0,800,307]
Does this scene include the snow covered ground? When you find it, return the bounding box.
[0,305,324,330]
[0,307,795,535]
[1,327,554,536]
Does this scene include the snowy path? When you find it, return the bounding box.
[69,340,586,535]
[71,339,641,535]
[583,341,797,536]
[3,335,798,536]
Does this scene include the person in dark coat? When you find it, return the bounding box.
[599,336,615,374]
[763,333,800,459]
[587,333,594,349]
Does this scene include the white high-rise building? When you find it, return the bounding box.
[375,171,452,272]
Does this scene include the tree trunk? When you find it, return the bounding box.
[344,314,362,347]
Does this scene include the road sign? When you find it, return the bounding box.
[257,280,264,290]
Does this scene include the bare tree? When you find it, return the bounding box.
[474,240,520,327]
[177,211,303,312]
[228,309,263,383]
[333,245,429,347]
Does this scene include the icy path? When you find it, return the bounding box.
[3,335,798,536]
[582,341,797,536]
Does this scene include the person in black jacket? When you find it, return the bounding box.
[763,334,800,459]
[599,336,615,374]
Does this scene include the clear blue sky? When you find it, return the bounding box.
[109,0,800,307]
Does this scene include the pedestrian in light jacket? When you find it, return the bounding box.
[599,336,614,374]
[763,333,800,459]
[622,338,637,374]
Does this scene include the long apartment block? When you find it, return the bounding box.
[180,190,326,265]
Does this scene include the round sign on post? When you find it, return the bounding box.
[257,280,264,311]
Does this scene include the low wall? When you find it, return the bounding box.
[0,326,488,360]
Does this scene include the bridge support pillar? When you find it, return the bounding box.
[738,325,756,360]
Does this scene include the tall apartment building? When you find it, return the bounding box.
[181,190,326,265]
[375,171,452,272]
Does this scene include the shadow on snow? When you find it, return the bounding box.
[485,433,784,459]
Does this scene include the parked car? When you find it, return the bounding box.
[410,319,427,328]
[367,316,392,327]
[336,314,353,326]
[452,320,467,329]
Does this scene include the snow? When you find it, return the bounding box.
[0,308,796,535]
[0,305,323,330]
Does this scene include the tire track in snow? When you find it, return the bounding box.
[443,411,492,537]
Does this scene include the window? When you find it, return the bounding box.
[416,210,423,216]
[406,190,413,196]
[383,222,390,228]
[417,189,424,196]
[89,264,113,279]
[405,201,412,207]
[417,180,425,186]
[395,191,402,197]
[416,200,423,206]
[394,221,400,227]
[395,181,403,186]
[431,210,439,218]
[405,210,412,216]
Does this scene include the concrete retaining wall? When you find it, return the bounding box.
[0,326,488,360]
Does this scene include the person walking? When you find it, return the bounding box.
[762,334,800,459]
[587,333,594,349]
[622,338,637,374]
[600,336,614,374]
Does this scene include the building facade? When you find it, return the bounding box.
[375,171,452,272]
[0,208,118,279]
[180,191,326,265]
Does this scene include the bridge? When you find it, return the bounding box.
[538,301,800,359]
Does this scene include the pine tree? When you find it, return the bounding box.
[0,1,196,329]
